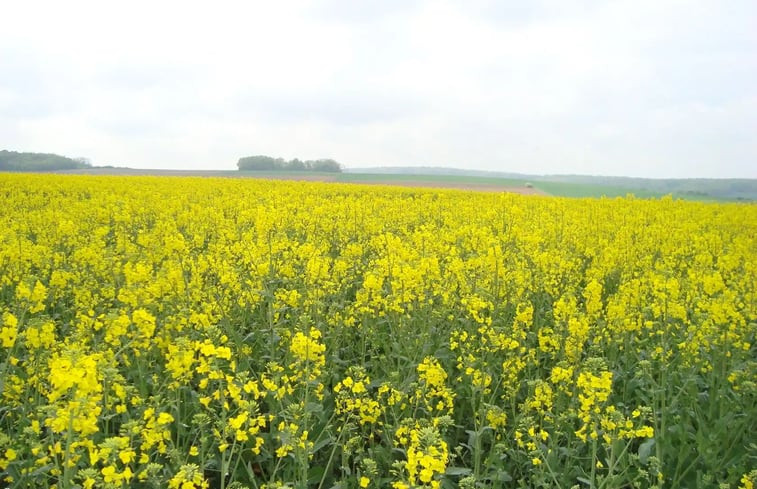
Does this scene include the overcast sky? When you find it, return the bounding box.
[1,0,755,178]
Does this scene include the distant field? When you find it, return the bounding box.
[533,181,666,199]
[335,172,527,186]
[56,168,546,195]
[54,168,742,201]
[532,181,740,201]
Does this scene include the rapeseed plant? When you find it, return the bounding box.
[0,174,754,488]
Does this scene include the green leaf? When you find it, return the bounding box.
[312,435,333,453]
[495,470,513,482]
[639,438,655,464]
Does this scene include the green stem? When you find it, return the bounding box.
[598,438,634,489]
[542,453,564,489]
[590,436,598,489]
[318,418,350,489]
[472,389,482,481]
[61,409,75,489]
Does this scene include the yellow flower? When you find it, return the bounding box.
[1,312,19,348]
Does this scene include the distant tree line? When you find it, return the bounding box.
[0,150,92,172]
[237,155,342,172]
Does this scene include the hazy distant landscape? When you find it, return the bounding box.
[48,165,757,201]
[3,149,755,201]
[345,166,757,200]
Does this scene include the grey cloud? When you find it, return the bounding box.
[308,0,423,23]
[463,0,606,26]
[232,88,428,126]
[0,0,754,177]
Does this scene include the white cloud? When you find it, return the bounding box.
[1,0,755,177]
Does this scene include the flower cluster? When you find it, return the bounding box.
[0,174,753,488]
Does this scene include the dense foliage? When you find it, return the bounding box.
[237,156,342,173]
[0,174,755,489]
[0,150,91,172]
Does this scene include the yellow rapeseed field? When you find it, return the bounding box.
[0,174,755,489]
